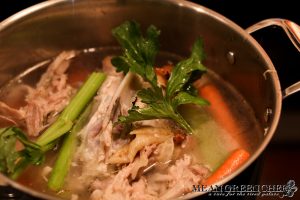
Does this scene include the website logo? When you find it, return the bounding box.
[192,180,298,198]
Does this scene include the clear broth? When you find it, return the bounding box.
[0,48,263,199]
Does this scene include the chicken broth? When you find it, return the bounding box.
[180,72,263,170]
[0,46,263,199]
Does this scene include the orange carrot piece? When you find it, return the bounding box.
[198,83,246,148]
[155,65,173,87]
[203,148,250,185]
[155,64,173,77]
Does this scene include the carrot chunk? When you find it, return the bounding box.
[203,148,250,185]
[155,64,173,77]
[155,65,173,87]
[198,83,246,148]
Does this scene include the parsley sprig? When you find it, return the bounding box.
[112,21,209,133]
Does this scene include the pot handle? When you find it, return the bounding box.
[246,18,300,99]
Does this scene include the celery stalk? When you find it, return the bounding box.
[36,72,106,146]
[9,72,105,180]
[48,103,92,191]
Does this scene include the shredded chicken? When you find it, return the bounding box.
[0,51,76,136]
[41,166,53,182]
[109,126,173,164]
[76,75,123,183]
[130,178,157,200]
[91,145,157,200]
[150,154,210,200]
[91,150,209,200]
[75,57,127,185]
[23,51,76,136]
[0,102,25,126]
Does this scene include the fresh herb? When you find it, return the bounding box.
[0,72,106,179]
[112,21,160,90]
[112,21,209,133]
[0,127,44,177]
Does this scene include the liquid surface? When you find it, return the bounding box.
[0,48,263,199]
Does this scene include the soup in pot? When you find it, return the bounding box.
[0,21,262,200]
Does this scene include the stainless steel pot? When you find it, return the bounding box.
[0,0,299,199]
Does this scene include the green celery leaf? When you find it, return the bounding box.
[137,88,164,104]
[119,99,193,133]
[173,91,210,107]
[111,56,130,73]
[166,38,206,98]
[119,102,173,124]
[112,22,210,134]
[0,128,19,174]
[112,21,160,87]
[0,127,44,176]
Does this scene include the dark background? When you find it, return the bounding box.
[0,0,299,199]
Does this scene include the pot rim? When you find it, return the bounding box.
[0,0,282,199]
